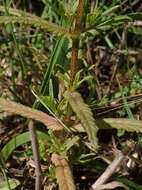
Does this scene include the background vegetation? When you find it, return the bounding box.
[0,0,142,189]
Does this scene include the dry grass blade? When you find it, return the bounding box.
[51,153,76,190]
[0,98,62,130]
[67,91,98,149]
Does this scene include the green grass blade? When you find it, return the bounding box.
[3,2,27,77]
[24,36,69,128]
[1,131,51,161]
[40,37,68,94]
[117,177,142,190]
[33,37,69,109]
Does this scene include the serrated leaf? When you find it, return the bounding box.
[51,153,76,190]
[66,91,98,149]
[0,98,62,130]
[99,118,142,133]
[0,16,77,38]
[72,118,142,133]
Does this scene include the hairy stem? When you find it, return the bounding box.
[74,0,86,35]
[66,0,86,123]
[70,39,79,83]
[71,0,86,82]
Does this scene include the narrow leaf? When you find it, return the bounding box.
[33,37,69,108]
[128,12,142,20]
[72,118,142,133]
[1,131,51,161]
[102,5,120,16]
[99,118,142,132]
[0,5,39,17]
[67,91,98,149]
[0,16,77,38]
[0,98,62,130]
[51,153,76,190]
[117,177,142,190]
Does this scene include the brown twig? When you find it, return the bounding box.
[91,181,130,190]
[91,150,125,189]
[91,141,136,190]
[29,120,42,190]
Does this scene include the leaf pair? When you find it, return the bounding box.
[1,93,142,151]
[0,90,99,149]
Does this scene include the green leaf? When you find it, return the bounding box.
[0,179,20,190]
[117,177,142,190]
[66,91,98,149]
[1,131,51,161]
[64,136,80,151]
[86,15,132,33]
[32,91,71,132]
[113,15,132,23]
[38,37,69,95]
[102,5,120,16]
[97,15,132,29]
[128,12,142,20]
[42,0,66,20]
